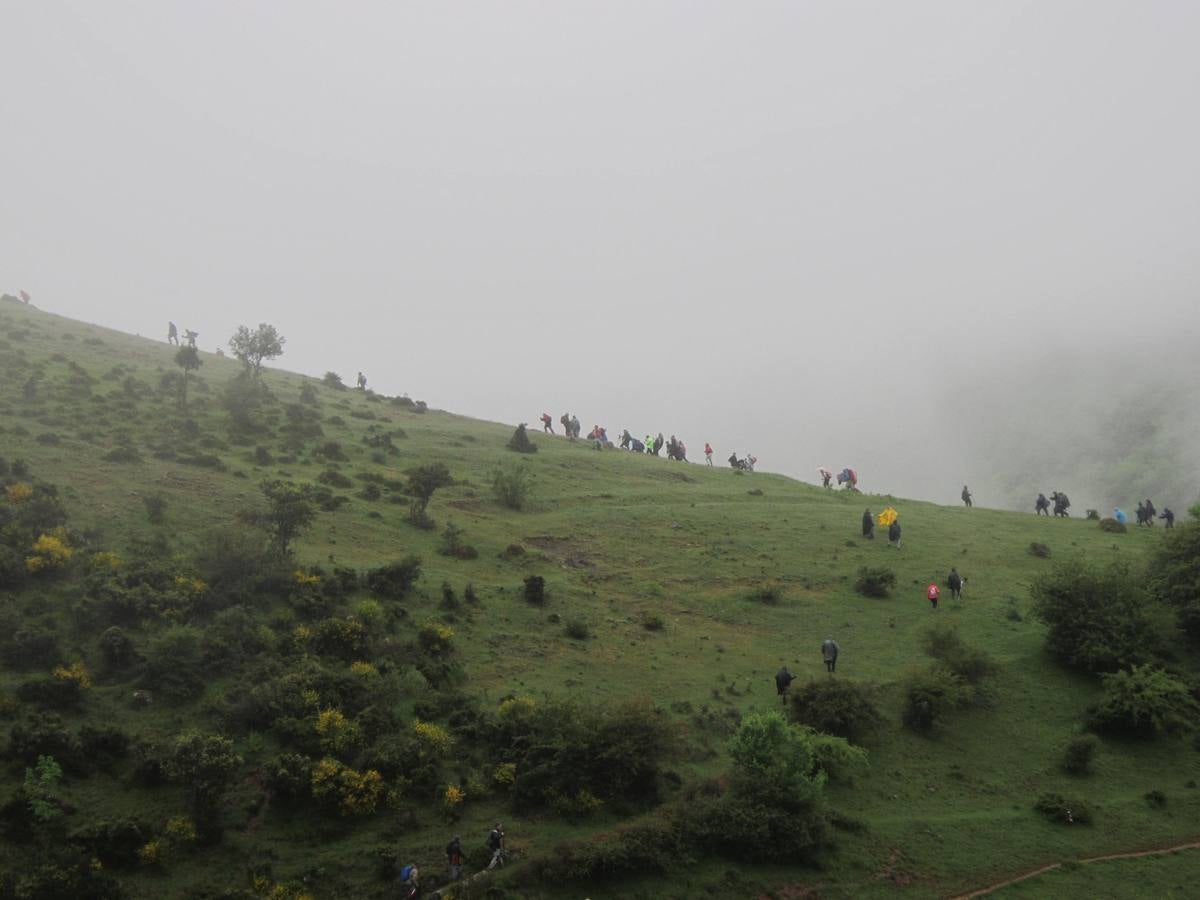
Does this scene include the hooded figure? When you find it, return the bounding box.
[1161,508,1175,528]
[888,520,902,548]
[821,637,840,673]
[775,667,795,696]
[1035,493,1050,516]
[947,568,963,599]
[862,509,875,539]
[1113,507,1127,524]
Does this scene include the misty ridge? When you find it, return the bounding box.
[944,335,1200,515]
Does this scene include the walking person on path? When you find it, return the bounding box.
[704,442,713,466]
[947,567,963,601]
[167,321,179,345]
[927,582,940,610]
[821,636,840,673]
[962,485,973,507]
[888,519,902,549]
[446,835,463,881]
[486,823,506,869]
[862,509,875,540]
[540,412,554,434]
[775,666,795,699]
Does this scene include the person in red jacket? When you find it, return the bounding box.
[927,582,940,611]
[540,413,554,434]
[704,443,713,466]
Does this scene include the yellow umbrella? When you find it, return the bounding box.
[877,506,898,527]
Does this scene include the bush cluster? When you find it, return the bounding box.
[855,566,896,598]
[788,679,883,743]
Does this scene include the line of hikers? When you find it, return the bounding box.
[1035,491,1174,527]
[539,413,746,467]
[861,507,902,547]
[399,824,506,895]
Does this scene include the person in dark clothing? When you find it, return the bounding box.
[947,567,963,600]
[560,413,571,439]
[540,413,554,434]
[1145,498,1157,524]
[821,637,839,673]
[862,509,875,539]
[620,429,631,449]
[1051,492,1070,517]
[487,823,506,869]
[1035,493,1050,516]
[775,666,795,697]
[888,519,902,548]
[446,835,464,881]
[167,321,179,345]
[962,485,973,507]
[1160,507,1175,529]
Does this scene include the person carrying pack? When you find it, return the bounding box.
[398,862,419,897]
[486,823,506,869]
[446,835,463,881]
[927,582,940,610]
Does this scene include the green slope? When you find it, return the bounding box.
[1,298,1196,899]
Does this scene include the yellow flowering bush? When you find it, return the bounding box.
[349,660,379,678]
[443,784,466,812]
[292,625,312,645]
[26,531,73,573]
[5,482,33,504]
[173,575,207,596]
[310,757,384,816]
[413,719,454,756]
[87,551,123,572]
[137,840,161,866]
[498,695,537,720]
[164,816,197,845]
[52,661,91,690]
[315,706,360,752]
[417,620,454,655]
[492,762,517,786]
[293,569,321,587]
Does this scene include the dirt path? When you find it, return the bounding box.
[948,838,1200,899]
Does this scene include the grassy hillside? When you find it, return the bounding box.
[1,299,1197,899]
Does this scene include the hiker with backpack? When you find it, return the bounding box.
[540,413,554,434]
[398,861,419,897]
[775,666,795,697]
[821,636,840,673]
[486,823,506,869]
[947,567,963,600]
[961,485,973,507]
[888,518,902,549]
[704,442,713,466]
[862,509,875,539]
[446,835,463,881]
[927,582,940,611]
[1035,493,1050,516]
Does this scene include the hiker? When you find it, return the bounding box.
[1051,491,1070,517]
[630,437,645,452]
[446,835,464,881]
[821,636,840,673]
[398,861,419,896]
[705,443,713,466]
[927,582,940,610]
[1136,501,1149,526]
[167,321,179,345]
[961,485,972,507]
[653,433,664,456]
[356,371,367,390]
[820,468,833,488]
[19,290,31,305]
[1035,493,1050,516]
[888,519,902,549]
[1144,498,1157,525]
[645,434,654,454]
[560,412,571,439]
[620,429,631,449]
[728,452,739,469]
[947,567,963,600]
[570,415,581,439]
[862,509,874,539]
[775,666,795,696]
[486,823,506,869]
[1113,507,1127,525]
[1160,507,1175,528]
[184,329,198,348]
[540,413,554,433]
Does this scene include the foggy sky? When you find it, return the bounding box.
[4,2,1199,509]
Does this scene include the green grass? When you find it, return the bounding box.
[0,298,1197,899]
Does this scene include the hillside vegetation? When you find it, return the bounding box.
[1,299,1197,899]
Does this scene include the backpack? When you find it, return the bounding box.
[488,830,501,851]
[400,864,415,882]
[927,584,939,599]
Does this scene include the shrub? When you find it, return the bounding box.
[79,725,131,770]
[168,732,242,843]
[142,493,167,524]
[1099,517,1127,534]
[523,575,546,606]
[417,621,454,656]
[267,753,314,802]
[788,680,883,743]
[921,622,994,684]
[69,817,149,867]
[1030,561,1152,673]
[492,462,533,510]
[322,371,346,390]
[507,423,538,453]
[98,626,138,671]
[565,620,591,640]
[311,757,384,816]
[1148,520,1200,643]
[745,584,782,605]
[1034,792,1092,825]
[240,480,318,554]
[1028,542,1051,558]
[1145,789,1167,807]
[143,625,206,702]
[439,522,479,560]
[642,614,665,631]
[901,666,974,732]
[317,468,354,489]
[103,445,142,463]
[314,441,347,462]
[1062,735,1098,775]
[365,557,421,599]
[855,566,896,598]
[1087,665,1200,737]
[406,462,453,525]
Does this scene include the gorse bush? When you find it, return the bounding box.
[1062,735,1098,775]
[1087,665,1199,737]
[492,462,533,510]
[1148,519,1200,643]
[901,666,974,732]
[1099,517,1127,534]
[921,622,995,684]
[788,679,883,743]
[507,422,538,453]
[855,566,896,598]
[1030,560,1152,673]
[1034,792,1092,825]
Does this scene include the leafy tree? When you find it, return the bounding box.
[228,323,285,375]
[22,755,63,823]
[406,463,452,527]
[1030,560,1153,673]
[241,480,317,554]
[1088,665,1200,737]
[1148,518,1200,643]
[173,345,202,410]
[168,733,242,843]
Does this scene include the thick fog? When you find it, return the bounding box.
[4,2,1198,511]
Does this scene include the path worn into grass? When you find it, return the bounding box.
[949,838,1200,898]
